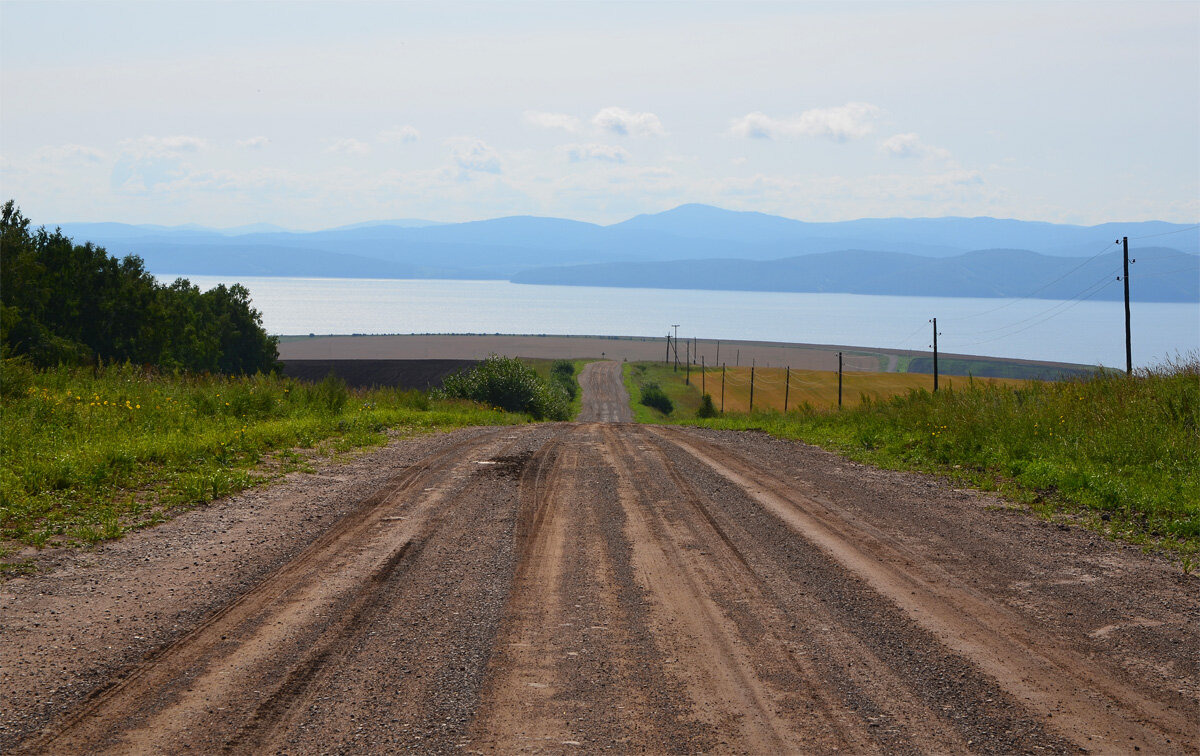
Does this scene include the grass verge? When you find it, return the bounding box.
[626,356,1200,562]
[0,359,528,568]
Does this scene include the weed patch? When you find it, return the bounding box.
[630,355,1200,557]
[0,361,526,556]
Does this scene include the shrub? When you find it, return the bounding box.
[696,393,718,418]
[550,359,579,401]
[436,354,569,420]
[640,381,673,415]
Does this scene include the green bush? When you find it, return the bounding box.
[436,355,570,420]
[696,393,718,418]
[550,358,579,401]
[640,381,673,415]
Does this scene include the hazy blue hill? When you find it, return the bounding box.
[329,218,447,231]
[511,246,1198,302]
[215,222,293,235]
[46,207,1197,297]
[407,215,611,250]
[611,203,812,242]
[128,244,431,279]
[55,222,226,242]
[608,205,1198,256]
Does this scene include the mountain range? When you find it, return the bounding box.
[52,204,1199,302]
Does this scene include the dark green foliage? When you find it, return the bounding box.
[639,381,673,415]
[550,359,579,401]
[436,354,570,420]
[696,393,718,418]
[1,201,278,374]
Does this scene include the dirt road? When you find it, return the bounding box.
[3,362,1195,754]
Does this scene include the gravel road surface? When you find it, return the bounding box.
[2,361,1194,754]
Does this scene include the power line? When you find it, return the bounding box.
[965,267,1121,337]
[957,240,1118,321]
[960,275,1120,347]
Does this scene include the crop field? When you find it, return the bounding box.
[626,361,1027,418]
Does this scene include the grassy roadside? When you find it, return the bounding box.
[0,360,527,569]
[625,357,1200,562]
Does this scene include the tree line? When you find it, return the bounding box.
[1,201,279,374]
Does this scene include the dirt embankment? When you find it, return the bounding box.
[3,362,1194,754]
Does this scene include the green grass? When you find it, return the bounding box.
[628,356,1200,558]
[0,359,528,562]
[623,362,706,422]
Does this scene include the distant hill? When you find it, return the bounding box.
[511,246,1199,302]
[47,205,1198,300]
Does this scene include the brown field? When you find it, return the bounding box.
[700,366,1027,412]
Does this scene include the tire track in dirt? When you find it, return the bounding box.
[20,428,536,755]
[575,362,633,423]
[651,425,1194,754]
[471,424,707,753]
[602,425,832,753]
[621,426,979,754]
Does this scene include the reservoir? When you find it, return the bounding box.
[162,275,1199,369]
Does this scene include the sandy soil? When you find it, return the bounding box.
[3,362,1195,754]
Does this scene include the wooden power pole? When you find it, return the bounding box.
[784,366,790,412]
[931,318,939,392]
[1121,236,1133,375]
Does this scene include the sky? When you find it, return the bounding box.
[1,1,1197,230]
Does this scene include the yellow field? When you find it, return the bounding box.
[657,364,1028,413]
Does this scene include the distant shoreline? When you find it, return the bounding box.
[277,333,1098,380]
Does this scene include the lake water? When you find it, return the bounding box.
[163,276,1199,368]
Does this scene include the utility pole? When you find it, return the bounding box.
[721,364,726,413]
[784,366,790,412]
[701,356,706,394]
[715,340,720,366]
[838,351,843,409]
[693,337,697,364]
[1118,236,1134,375]
[930,318,940,392]
[665,334,670,366]
[685,341,691,385]
[672,325,680,372]
[736,349,740,367]
[749,365,755,412]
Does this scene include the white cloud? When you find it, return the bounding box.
[237,136,270,149]
[562,143,631,164]
[729,103,881,141]
[446,137,502,173]
[592,107,667,137]
[110,135,207,194]
[524,110,582,132]
[879,132,951,160]
[33,144,107,163]
[119,135,208,157]
[379,125,420,144]
[326,137,371,156]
